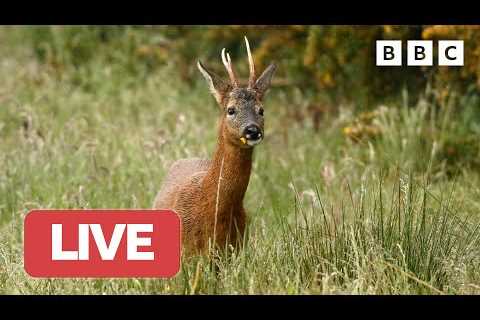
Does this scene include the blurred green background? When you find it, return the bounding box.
[21,25,480,104]
[11,25,480,171]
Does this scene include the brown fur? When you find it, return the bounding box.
[153,120,251,255]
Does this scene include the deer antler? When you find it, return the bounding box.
[221,48,238,87]
[244,36,256,88]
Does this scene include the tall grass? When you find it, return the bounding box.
[287,172,480,293]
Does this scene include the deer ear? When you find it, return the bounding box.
[197,60,231,105]
[254,62,277,99]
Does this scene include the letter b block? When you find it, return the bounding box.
[376,40,402,66]
[407,40,433,66]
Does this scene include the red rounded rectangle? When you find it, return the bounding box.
[24,210,181,278]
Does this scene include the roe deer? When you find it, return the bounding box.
[153,37,276,255]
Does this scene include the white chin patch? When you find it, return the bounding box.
[246,138,262,146]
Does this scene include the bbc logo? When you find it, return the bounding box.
[376,40,464,66]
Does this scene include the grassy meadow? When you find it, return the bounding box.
[1,26,480,294]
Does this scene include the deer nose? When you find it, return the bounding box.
[243,124,262,140]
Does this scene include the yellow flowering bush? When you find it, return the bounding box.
[24,25,480,108]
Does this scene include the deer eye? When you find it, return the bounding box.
[227,107,236,116]
[258,107,264,116]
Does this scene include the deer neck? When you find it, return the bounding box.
[202,122,253,213]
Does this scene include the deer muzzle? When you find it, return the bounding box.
[242,124,263,146]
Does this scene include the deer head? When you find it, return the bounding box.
[197,37,277,148]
